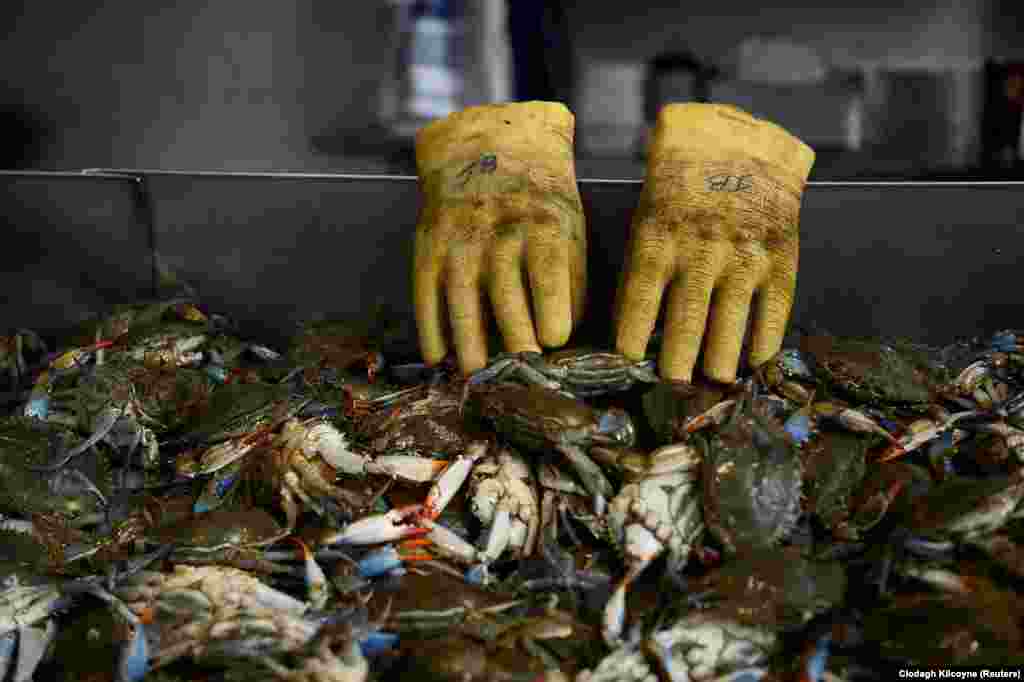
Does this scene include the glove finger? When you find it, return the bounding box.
[526,235,572,348]
[446,245,489,375]
[701,274,758,384]
[659,255,721,383]
[748,268,797,368]
[412,227,448,366]
[489,233,541,354]
[614,234,675,361]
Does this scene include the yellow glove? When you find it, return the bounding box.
[615,103,814,384]
[413,101,587,374]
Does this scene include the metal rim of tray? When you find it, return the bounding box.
[2,168,1023,188]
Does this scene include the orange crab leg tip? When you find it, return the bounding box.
[399,537,432,549]
[876,446,906,463]
[399,553,434,563]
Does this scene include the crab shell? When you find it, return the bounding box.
[466,383,636,454]
[801,334,943,410]
[701,410,803,555]
[0,416,112,520]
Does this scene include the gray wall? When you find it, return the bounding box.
[2,1,1021,172]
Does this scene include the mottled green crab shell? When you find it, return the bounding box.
[809,337,944,409]
[0,416,112,519]
[700,410,803,555]
[803,429,870,533]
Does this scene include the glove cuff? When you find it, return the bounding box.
[647,103,815,192]
[415,102,579,199]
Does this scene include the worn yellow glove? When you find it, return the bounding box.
[615,103,814,384]
[413,101,587,374]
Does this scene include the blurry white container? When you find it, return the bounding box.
[575,59,646,157]
[377,0,511,139]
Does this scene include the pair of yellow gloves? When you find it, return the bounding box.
[413,101,815,384]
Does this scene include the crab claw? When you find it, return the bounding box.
[48,339,116,371]
[683,399,737,434]
[422,441,488,520]
[288,537,331,610]
[875,442,907,463]
[119,621,150,682]
[603,530,661,646]
[354,542,435,578]
[365,455,449,484]
[323,505,429,546]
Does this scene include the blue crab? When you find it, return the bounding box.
[603,443,704,644]
[112,564,386,673]
[0,528,151,681]
[469,347,658,397]
[698,391,803,556]
[800,333,947,413]
[465,382,635,513]
[0,415,110,523]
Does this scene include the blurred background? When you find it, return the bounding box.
[1,0,1022,179]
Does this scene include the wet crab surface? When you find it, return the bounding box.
[5,307,1024,681]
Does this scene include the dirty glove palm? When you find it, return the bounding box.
[615,103,815,383]
[413,102,587,374]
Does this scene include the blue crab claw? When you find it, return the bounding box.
[355,545,407,578]
[360,631,399,657]
[0,631,14,682]
[799,633,832,682]
[322,505,429,546]
[464,564,491,585]
[22,386,51,419]
[193,460,244,513]
[118,621,150,682]
[784,412,814,445]
[990,330,1024,353]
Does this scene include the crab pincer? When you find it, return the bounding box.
[22,339,116,419]
[421,441,489,521]
[323,504,431,546]
[288,537,331,610]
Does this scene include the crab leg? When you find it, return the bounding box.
[811,403,898,443]
[554,443,612,516]
[876,410,980,462]
[603,555,657,646]
[26,405,123,471]
[683,399,738,434]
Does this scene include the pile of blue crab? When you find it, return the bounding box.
[1,299,1024,682]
